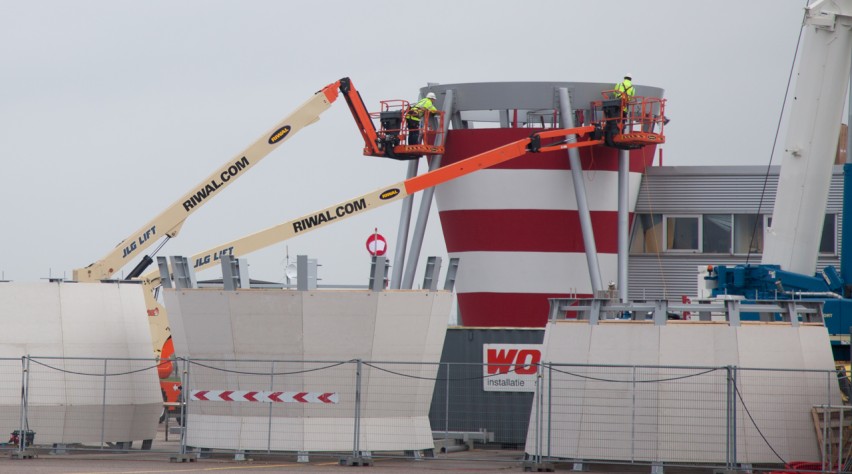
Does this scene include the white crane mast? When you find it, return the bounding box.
[762,0,852,273]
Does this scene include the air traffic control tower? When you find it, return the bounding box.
[390,81,665,327]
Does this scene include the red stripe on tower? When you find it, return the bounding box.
[434,127,655,328]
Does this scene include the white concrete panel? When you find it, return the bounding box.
[588,323,660,366]
[0,283,63,349]
[174,289,236,358]
[371,292,433,361]
[60,283,132,357]
[0,282,159,445]
[423,292,453,363]
[304,417,356,452]
[186,414,238,450]
[416,293,452,409]
[435,169,643,212]
[540,322,593,364]
[799,325,838,373]
[659,323,739,367]
[301,292,379,360]
[453,252,619,294]
[359,416,433,451]
[169,289,450,453]
[118,284,159,355]
[738,324,805,370]
[269,417,305,451]
[230,291,304,358]
[529,320,835,463]
[527,322,593,456]
[163,290,189,356]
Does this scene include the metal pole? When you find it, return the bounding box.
[402,89,454,289]
[822,406,829,473]
[725,366,733,471]
[827,373,833,472]
[17,356,27,454]
[618,149,630,301]
[558,87,603,293]
[444,363,450,438]
[631,366,637,462]
[101,359,108,449]
[268,361,275,453]
[535,362,543,464]
[179,357,189,456]
[839,404,844,473]
[390,161,419,289]
[547,362,552,461]
[731,367,738,470]
[353,359,362,457]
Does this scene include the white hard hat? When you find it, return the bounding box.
[624,73,633,79]
[426,92,437,100]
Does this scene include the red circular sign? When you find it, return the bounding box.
[366,233,387,256]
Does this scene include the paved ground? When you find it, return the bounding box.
[0,424,735,473]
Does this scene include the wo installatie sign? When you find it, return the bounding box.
[482,344,542,392]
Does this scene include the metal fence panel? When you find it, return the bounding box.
[0,354,844,471]
[25,357,160,447]
[0,358,23,451]
[184,359,358,453]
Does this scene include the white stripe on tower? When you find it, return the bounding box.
[436,169,644,212]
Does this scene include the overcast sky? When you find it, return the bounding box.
[0,0,811,286]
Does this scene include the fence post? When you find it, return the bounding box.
[631,366,637,462]
[13,355,31,457]
[725,366,741,471]
[170,357,194,462]
[354,359,361,456]
[100,359,108,449]
[725,365,733,471]
[444,362,450,439]
[267,360,275,454]
[341,359,371,466]
[523,362,553,472]
[536,361,543,464]
[547,362,552,461]
[838,403,844,473]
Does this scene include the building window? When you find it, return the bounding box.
[666,216,699,251]
[733,214,764,254]
[702,214,732,253]
[820,214,836,254]
[631,212,836,256]
[630,214,663,253]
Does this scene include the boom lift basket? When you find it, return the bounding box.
[592,91,667,149]
[369,99,445,159]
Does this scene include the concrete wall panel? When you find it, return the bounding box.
[527,321,839,464]
[231,291,303,358]
[0,283,160,444]
[166,289,449,453]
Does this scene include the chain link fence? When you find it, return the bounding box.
[0,356,848,472]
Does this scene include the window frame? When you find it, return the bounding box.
[663,214,701,253]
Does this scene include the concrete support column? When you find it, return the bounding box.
[390,160,419,289]
[558,87,603,293]
[402,89,454,289]
[618,149,630,302]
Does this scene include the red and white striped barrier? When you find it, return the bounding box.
[190,390,338,404]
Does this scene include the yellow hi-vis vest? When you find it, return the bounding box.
[613,80,635,99]
[406,97,437,122]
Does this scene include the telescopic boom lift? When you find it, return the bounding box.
[73,77,448,284]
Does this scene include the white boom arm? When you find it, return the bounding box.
[141,125,604,282]
[73,84,341,282]
[762,0,852,273]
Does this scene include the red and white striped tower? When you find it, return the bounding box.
[424,82,663,327]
